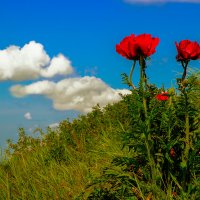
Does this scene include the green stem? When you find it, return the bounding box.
[179,67,190,190]
[185,113,190,159]
[182,108,190,190]
[139,56,144,87]
[143,97,147,118]
[129,60,136,90]
[139,56,148,118]
[145,139,154,181]
[145,132,157,185]
[181,78,190,166]
[181,60,189,82]
[139,56,156,183]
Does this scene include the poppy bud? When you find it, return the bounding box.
[170,148,175,158]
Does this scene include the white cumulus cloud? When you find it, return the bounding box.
[40,54,73,78]
[0,41,73,81]
[24,112,32,120]
[10,76,131,113]
[124,0,200,4]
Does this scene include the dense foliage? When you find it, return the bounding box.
[0,33,200,199]
[80,72,200,200]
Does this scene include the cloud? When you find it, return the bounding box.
[40,54,73,78]
[0,41,73,81]
[4,41,131,114]
[10,76,131,113]
[124,0,200,4]
[24,112,32,120]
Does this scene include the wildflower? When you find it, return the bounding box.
[175,40,200,61]
[170,148,175,158]
[172,191,177,197]
[116,33,160,60]
[156,92,169,101]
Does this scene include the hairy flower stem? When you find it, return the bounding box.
[182,92,190,190]
[129,60,136,90]
[185,113,190,160]
[179,60,190,190]
[181,61,189,82]
[139,56,156,183]
[139,56,148,118]
[145,133,157,184]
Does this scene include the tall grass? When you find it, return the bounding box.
[0,101,132,199]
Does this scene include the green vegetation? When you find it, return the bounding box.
[0,94,134,199]
[1,33,200,199]
[0,71,200,199]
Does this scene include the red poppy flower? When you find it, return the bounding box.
[156,92,169,101]
[175,40,200,61]
[116,34,160,60]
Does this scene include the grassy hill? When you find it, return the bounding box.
[0,94,134,199]
[0,71,200,199]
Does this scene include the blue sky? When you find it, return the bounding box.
[0,0,200,148]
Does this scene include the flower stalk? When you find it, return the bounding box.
[139,55,148,118]
[178,60,191,190]
[129,60,136,90]
[181,60,189,82]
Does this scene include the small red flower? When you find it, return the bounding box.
[175,40,200,61]
[170,148,175,158]
[172,191,177,197]
[156,92,169,101]
[116,33,160,60]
